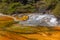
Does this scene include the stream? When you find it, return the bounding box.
[0,13,59,27]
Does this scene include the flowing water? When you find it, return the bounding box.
[19,13,58,27]
[0,13,59,27]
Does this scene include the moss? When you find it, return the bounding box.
[53,2,60,18]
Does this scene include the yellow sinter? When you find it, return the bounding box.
[16,15,29,21]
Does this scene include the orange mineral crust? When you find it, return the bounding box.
[0,16,14,21]
[52,26,60,30]
[0,26,60,40]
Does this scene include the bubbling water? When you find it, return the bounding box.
[19,13,58,27]
[0,13,59,27]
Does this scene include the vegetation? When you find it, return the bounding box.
[53,2,60,18]
[0,0,59,18]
